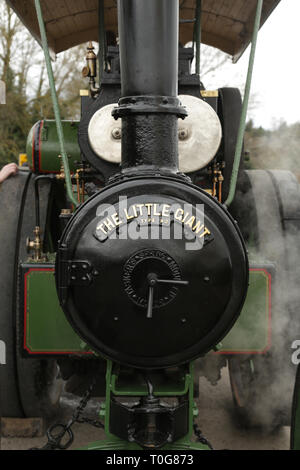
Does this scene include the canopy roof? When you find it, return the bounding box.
[7,0,281,61]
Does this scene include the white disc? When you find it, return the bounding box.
[88,103,121,164]
[88,96,222,172]
[178,94,222,173]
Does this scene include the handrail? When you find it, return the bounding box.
[195,0,202,76]
[98,0,106,85]
[225,0,263,207]
[34,0,79,207]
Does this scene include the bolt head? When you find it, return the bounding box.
[111,128,122,140]
[178,128,189,141]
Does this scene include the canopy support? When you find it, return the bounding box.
[34,0,78,207]
[225,0,263,207]
[98,0,105,85]
[195,0,201,76]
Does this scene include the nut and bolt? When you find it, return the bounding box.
[111,128,122,140]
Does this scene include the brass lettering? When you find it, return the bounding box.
[182,212,189,223]
[153,204,160,216]
[97,223,107,234]
[185,216,195,228]
[104,218,115,232]
[124,209,134,220]
[145,203,153,216]
[136,204,144,216]
[199,227,211,238]
[132,205,138,218]
[162,204,171,217]
[192,221,204,234]
[175,208,184,221]
[97,202,212,241]
[111,213,121,226]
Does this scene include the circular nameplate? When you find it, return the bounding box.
[123,249,181,309]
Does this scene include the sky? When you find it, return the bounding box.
[204,0,300,129]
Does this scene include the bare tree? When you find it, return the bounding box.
[0,2,21,88]
[199,45,231,81]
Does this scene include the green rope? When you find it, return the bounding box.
[34,0,78,207]
[225,0,263,207]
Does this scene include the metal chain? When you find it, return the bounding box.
[30,378,104,451]
[30,379,212,451]
[193,423,214,450]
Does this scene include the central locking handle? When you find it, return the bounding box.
[146,273,189,319]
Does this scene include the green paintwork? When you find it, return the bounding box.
[80,437,209,451]
[23,266,271,355]
[80,361,212,451]
[111,367,190,396]
[23,264,270,451]
[24,268,88,354]
[26,120,80,174]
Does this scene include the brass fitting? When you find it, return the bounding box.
[56,155,66,180]
[26,226,47,262]
[84,42,97,78]
[217,171,224,203]
[75,168,85,203]
[61,208,72,216]
[82,42,100,97]
[56,155,74,181]
[209,162,225,202]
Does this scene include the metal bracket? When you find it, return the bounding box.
[68,261,94,286]
[57,247,94,304]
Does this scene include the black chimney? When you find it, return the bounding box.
[113,0,187,175]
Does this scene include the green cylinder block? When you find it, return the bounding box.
[26,120,80,174]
